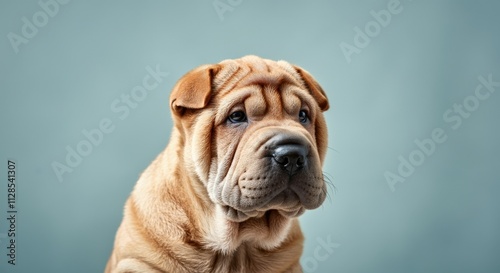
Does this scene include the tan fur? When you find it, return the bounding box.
[105,56,329,273]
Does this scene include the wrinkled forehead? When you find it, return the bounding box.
[211,57,317,124]
[212,56,307,97]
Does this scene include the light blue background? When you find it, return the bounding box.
[1,0,499,272]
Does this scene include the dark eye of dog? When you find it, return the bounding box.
[299,110,309,123]
[228,111,247,123]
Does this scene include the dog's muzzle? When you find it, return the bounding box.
[217,132,326,222]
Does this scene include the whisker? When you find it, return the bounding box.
[322,171,335,204]
[327,146,340,153]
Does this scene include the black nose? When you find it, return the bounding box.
[272,144,307,175]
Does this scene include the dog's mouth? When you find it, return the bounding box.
[221,205,305,223]
[221,187,309,222]
[216,167,327,222]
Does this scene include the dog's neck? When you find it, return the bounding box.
[201,205,295,253]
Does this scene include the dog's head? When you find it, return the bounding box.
[170,55,329,222]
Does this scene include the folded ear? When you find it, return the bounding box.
[293,66,329,111]
[170,64,221,115]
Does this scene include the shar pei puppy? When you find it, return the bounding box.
[105,55,330,273]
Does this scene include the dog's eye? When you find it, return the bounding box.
[228,111,247,123]
[299,110,309,123]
